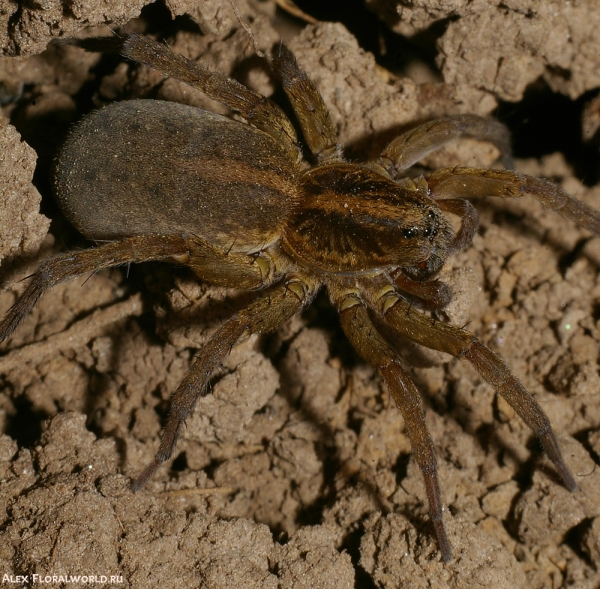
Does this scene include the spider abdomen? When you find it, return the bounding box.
[54,99,300,253]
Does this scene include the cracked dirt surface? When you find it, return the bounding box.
[1,1,600,588]
[365,0,600,102]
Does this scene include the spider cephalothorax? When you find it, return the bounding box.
[287,164,455,276]
[1,33,599,562]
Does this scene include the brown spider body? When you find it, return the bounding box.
[55,99,297,252]
[57,99,452,279]
[2,33,600,562]
[288,165,454,276]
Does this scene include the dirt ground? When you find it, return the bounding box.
[1,1,600,588]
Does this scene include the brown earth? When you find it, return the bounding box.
[0,1,600,588]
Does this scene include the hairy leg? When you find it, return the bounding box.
[271,44,340,162]
[393,273,453,311]
[63,34,302,164]
[379,115,513,177]
[329,281,453,561]
[427,166,600,235]
[0,234,273,343]
[363,282,578,492]
[133,273,319,489]
[435,198,480,253]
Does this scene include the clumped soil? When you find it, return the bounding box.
[1,1,600,588]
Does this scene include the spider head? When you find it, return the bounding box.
[395,204,453,280]
[285,164,455,276]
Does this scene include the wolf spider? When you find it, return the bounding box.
[1,32,599,561]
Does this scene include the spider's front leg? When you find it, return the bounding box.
[435,198,480,253]
[378,114,514,177]
[362,282,578,493]
[328,282,453,562]
[427,166,600,235]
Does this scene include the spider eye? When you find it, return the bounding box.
[402,227,419,239]
[424,210,438,239]
[423,225,438,237]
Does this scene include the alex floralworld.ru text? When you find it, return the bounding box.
[2,574,124,584]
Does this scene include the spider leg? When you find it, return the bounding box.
[63,34,301,164]
[0,234,274,344]
[329,282,453,562]
[272,44,340,162]
[363,283,578,493]
[379,115,513,178]
[393,273,453,311]
[435,198,480,252]
[133,274,319,490]
[427,166,600,235]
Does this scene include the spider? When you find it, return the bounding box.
[1,32,599,562]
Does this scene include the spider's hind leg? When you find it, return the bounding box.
[65,34,302,163]
[0,234,272,345]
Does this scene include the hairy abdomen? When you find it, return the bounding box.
[54,100,299,252]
